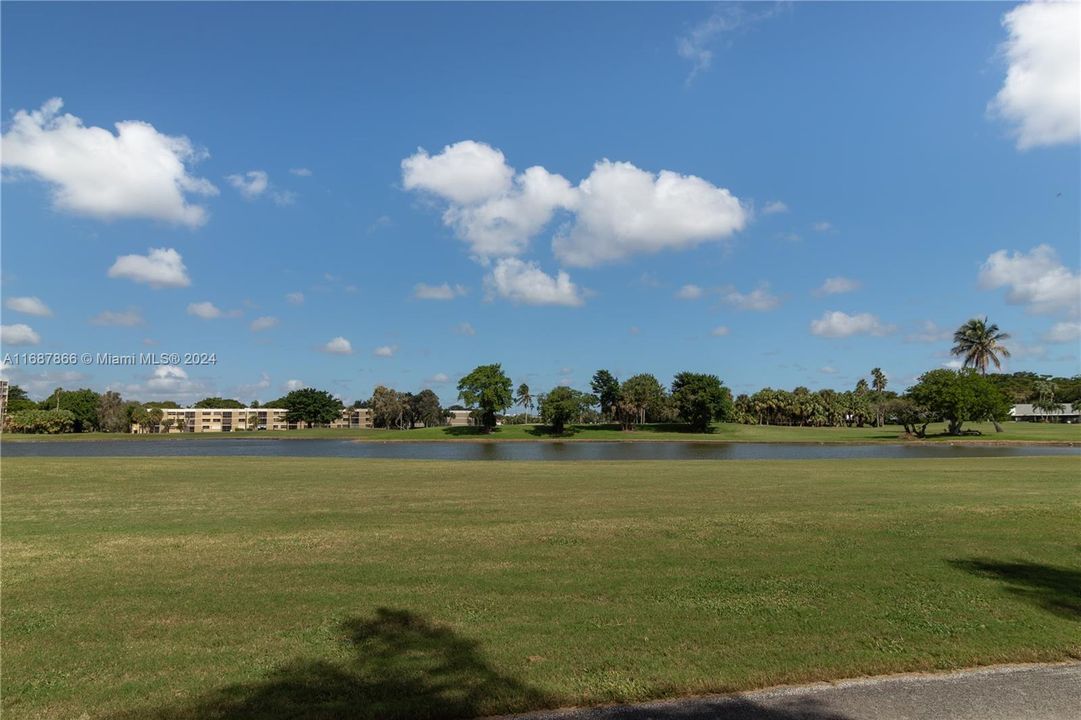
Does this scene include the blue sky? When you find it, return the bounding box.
[2,1,1078,405]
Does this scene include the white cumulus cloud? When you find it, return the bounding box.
[322,336,353,355]
[5,296,52,317]
[990,0,1080,149]
[0,98,217,226]
[413,282,467,300]
[284,379,306,392]
[814,277,861,296]
[676,284,705,300]
[454,322,476,336]
[1,323,41,346]
[979,244,1080,316]
[554,160,746,267]
[226,170,269,198]
[403,142,747,266]
[711,325,730,337]
[187,301,223,319]
[722,283,781,311]
[250,316,278,332]
[402,140,514,205]
[285,291,305,305]
[91,308,143,326]
[373,345,397,358]
[761,200,789,215]
[107,248,190,288]
[484,258,584,307]
[810,311,893,338]
[427,372,451,384]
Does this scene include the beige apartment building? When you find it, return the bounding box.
[132,407,373,433]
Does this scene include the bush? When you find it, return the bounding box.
[4,409,77,434]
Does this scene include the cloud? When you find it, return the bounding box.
[271,190,296,206]
[321,336,353,355]
[1045,321,1081,343]
[629,325,641,335]
[722,283,781,311]
[226,170,268,199]
[990,0,1080,149]
[285,291,305,305]
[250,316,278,332]
[5,296,52,317]
[0,98,217,226]
[978,245,1080,316]
[554,160,746,267]
[289,168,312,177]
[676,284,705,300]
[820,366,838,374]
[108,248,190,288]
[813,276,861,296]
[413,282,467,301]
[426,372,451,384]
[125,364,213,401]
[187,302,223,319]
[812,221,833,232]
[761,200,789,215]
[906,320,953,343]
[91,308,143,326]
[1,323,41,345]
[943,358,966,369]
[283,379,306,392]
[373,345,397,358]
[711,325,730,337]
[403,142,747,266]
[677,3,783,83]
[454,322,476,336]
[810,311,893,338]
[402,140,514,205]
[483,258,584,307]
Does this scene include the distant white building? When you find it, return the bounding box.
[1009,403,1078,423]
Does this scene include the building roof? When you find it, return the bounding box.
[1010,403,1078,417]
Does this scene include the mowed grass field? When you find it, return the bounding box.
[4,420,1080,443]
[3,457,1080,719]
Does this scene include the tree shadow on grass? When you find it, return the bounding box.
[114,608,551,720]
[440,426,495,437]
[950,558,1081,620]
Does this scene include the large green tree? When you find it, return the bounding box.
[951,317,1011,374]
[41,388,101,432]
[907,369,1010,436]
[96,391,129,433]
[280,388,344,426]
[618,374,665,430]
[411,389,445,428]
[193,397,246,409]
[590,370,621,421]
[671,372,733,432]
[4,385,37,413]
[539,386,592,434]
[457,364,512,431]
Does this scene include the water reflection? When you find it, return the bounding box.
[2,439,1078,461]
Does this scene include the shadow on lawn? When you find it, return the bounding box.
[113,607,860,720]
[951,558,1081,620]
[115,608,551,720]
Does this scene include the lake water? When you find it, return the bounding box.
[2,439,1079,461]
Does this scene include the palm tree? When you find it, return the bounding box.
[951,317,1011,374]
[870,368,887,426]
[515,383,533,422]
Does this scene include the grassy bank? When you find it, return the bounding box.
[3,457,1079,719]
[3,420,1079,443]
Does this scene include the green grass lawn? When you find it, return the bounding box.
[4,420,1079,443]
[3,457,1079,719]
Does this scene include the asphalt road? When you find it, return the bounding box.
[492,663,1081,720]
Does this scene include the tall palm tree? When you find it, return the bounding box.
[515,383,533,422]
[951,317,1011,374]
